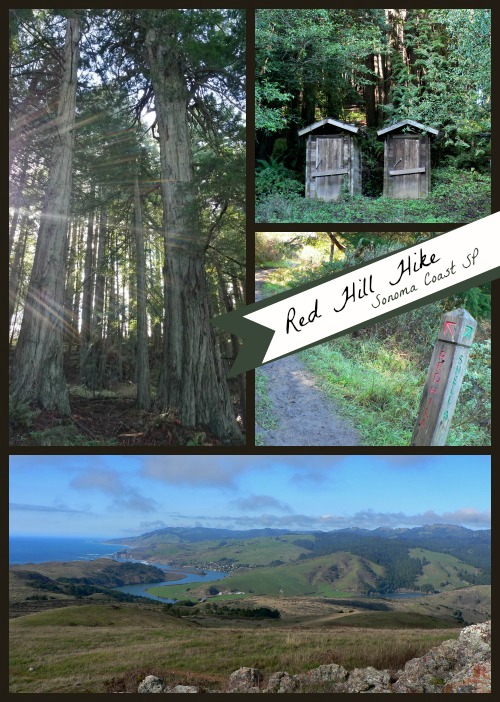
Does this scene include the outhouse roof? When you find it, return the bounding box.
[377,119,439,136]
[298,118,359,136]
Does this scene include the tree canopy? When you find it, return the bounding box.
[256,8,491,169]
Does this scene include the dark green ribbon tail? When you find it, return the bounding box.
[211,311,275,378]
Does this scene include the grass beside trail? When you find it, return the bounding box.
[9,603,459,693]
[257,267,490,447]
[255,369,279,445]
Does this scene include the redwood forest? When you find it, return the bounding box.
[255,8,491,223]
[9,9,246,446]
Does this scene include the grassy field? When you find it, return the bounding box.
[9,602,461,693]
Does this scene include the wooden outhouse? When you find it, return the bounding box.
[377,119,439,199]
[298,118,361,201]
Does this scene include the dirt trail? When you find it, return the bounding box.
[255,269,359,447]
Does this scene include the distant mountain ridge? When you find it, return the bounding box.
[109,524,490,546]
[108,526,294,545]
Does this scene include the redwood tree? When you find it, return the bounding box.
[142,10,243,441]
[10,14,80,412]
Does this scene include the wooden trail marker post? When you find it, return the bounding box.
[412,309,477,446]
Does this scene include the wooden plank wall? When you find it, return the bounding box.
[304,133,360,200]
[384,133,430,199]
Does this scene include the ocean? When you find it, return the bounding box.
[9,535,227,603]
[9,535,120,564]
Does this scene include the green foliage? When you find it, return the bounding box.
[256,168,490,224]
[385,9,490,158]
[447,339,491,447]
[9,398,38,430]
[452,286,491,320]
[255,370,278,444]
[255,156,303,199]
[186,432,209,447]
[359,132,384,197]
[208,604,280,619]
[255,80,292,132]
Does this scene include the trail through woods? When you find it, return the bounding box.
[255,270,359,447]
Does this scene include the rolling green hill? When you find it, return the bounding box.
[410,548,482,590]
[9,560,167,618]
[148,552,386,600]
[115,534,317,568]
[10,558,166,588]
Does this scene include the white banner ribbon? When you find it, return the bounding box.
[246,213,499,365]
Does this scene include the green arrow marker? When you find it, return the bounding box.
[463,325,473,340]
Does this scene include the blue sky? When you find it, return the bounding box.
[9,454,490,538]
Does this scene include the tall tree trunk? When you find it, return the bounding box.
[145,22,240,442]
[93,203,107,340]
[79,183,96,384]
[10,16,80,412]
[217,266,245,432]
[106,230,123,385]
[133,174,151,410]
[70,219,84,356]
[9,213,29,332]
[363,53,378,127]
[9,153,29,258]
[327,232,346,262]
[63,219,79,362]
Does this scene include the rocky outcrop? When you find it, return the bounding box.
[393,621,491,693]
[137,621,491,693]
[227,668,263,693]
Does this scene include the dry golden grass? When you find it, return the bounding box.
[9,602,460,693]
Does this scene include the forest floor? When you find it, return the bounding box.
[9,383,242,447]
[255,269,359,447]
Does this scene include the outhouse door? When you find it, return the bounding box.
[312,136,349,201]
[387,134,427,199]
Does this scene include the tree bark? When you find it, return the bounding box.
[9,153,29,258]
[133,174,151,410]
[93,203,107,340]
[145,21,241,442]
[10,16,80,412]
[9,212,29,332]
[217,266,246,432]
[79,183,96,382]
[327,232,346,262]
[363,53,378,127]
[69,218,84,357]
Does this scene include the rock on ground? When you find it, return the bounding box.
[227,667,263,693]
[138,676,166,693]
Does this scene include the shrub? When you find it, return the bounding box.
[9,398,38,429]
[255,156,303,199]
